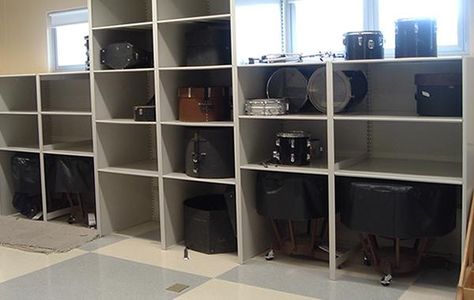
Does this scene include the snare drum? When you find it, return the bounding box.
[273,131,311,166]
[266,68,308,113]
[307,68,368,113]
[245,98,289,116]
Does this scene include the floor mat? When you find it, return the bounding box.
[0,216,98,254]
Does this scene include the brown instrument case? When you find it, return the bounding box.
[178,87,230,122]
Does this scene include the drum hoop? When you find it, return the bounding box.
[277,131,310,139]
[266,68,308,110]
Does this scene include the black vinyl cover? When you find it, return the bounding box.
[185,23,231,66]
[11,153,41,194]
[339,178,457,239]
[185,128,234,178]
[184,194,237,254]
[257,173,328,220]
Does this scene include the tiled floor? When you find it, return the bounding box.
[0,226,458,300]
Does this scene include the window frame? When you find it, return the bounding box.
[285,0,469,56]
[48,8,89,72]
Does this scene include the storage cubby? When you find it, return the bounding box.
[44,154,96,226]
[40,73,91,113]
[162,178,234,249]
[97,123,158,177]
[159,68,232,122]
[99,172,159,236]
[156,0,230,21]
[93,27,154,70]
[0,151,42,217]
[333,59,462,119]
[161,125,235,181]
[0,115,39,151]
[157,20,231,68]
[0,75,37,113]
[237,64,326,117]
[42,115,93,155]
[239,118,328,174]
[335,120,462,184]
[95,70,155,121]
[91,0,153,28]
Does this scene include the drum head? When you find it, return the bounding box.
[266,68,308,113]
[277,131,310,139]
[307,68,352,113]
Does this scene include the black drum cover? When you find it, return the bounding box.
[257,173,328,220]
[395,18,437,58]
[343,31,384,60]
[185,128,235,178]
[100,42,153,69]
[338,178,458,239]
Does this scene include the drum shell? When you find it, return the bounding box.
[274,132,311,166]
[185,128,234,178]
[395,18,437,58]
[178,87,230,122]
[343,31,384,60]
[244,98,289,116]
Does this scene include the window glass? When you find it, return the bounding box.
[290,0,364,54]
[55,23,89,67]
[378,0,461,49]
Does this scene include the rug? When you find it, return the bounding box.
[0,216,99,254]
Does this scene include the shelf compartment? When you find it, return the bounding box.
[161,121,234,127]
[44,154,96,226]
[333,59,462,118]
[156,0,230,21]
[93,28,153,71]
[162,178,234,248]
[241,162,328,176]
[95,70,155,120]
[159,68,232,122]
[0,151,42,216]
[99,172,159,236]
[97,123,158,174]
[237,64,325,116]
[335,157,462,185]
[157,21,231,68]
[91,0,152,28]
[163,172,235,185]
[99,160,159,177]
[0,115,39,149]
[158,14,231,25]
[0,75,37,112]
[40,73,91,113]
[161,125,234,176]
[42,115,93,156]
[239,119,327,170]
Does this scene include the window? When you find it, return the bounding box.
[49,9,89,71]
[287,0,467,55]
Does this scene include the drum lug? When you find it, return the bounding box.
[290,139,295,149]
[275,139,280,147]
[290,153,295,163]
[306,154,311,161]
[273,151,280,162]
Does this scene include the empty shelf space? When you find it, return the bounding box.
[161,121,234,127]
[40,73,91,113]
[91,0,152,28]
[334,111,463,123]
[99,160,159,177]
[336,157,462,185]
[163,172,235,185]
[157,14,231,24]
[0,115,39,149]
[156,0,230,21]
[0,76,37,112]
[241,161,328,175]
[96,119,156,125]
[43,141,94,157]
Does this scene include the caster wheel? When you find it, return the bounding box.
[380,274,392,287]
[363,255,371,266]
[67,215,76,224]
[264,249,275,261]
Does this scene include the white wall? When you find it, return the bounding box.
[0,0,86,74]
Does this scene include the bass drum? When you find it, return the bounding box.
[266,68,308,113]
[307,68,368,113]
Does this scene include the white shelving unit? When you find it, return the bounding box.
[0,0,472,283]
